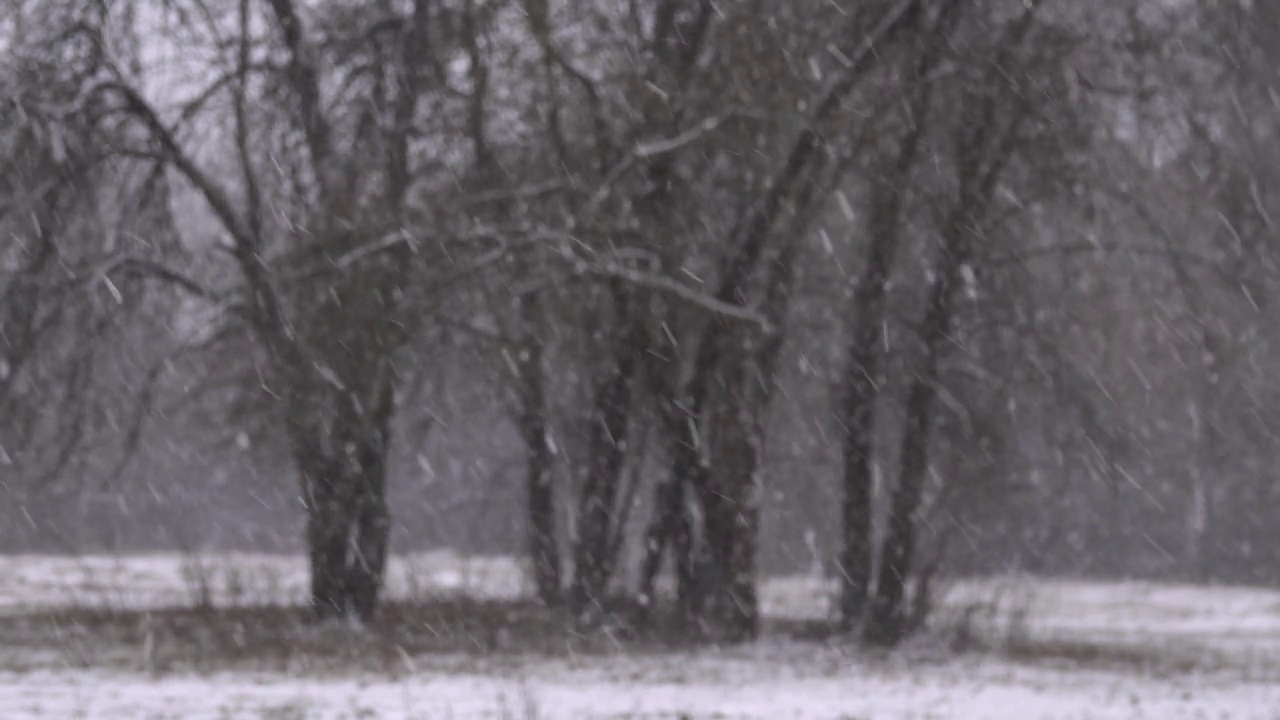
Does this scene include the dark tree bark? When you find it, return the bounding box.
[660,4,926,636]
[683,224,808,641]
[349,421,391,620]
[300,448,390,621]
[637,365,706,619]
[303,464,349,618]
[296,374,396,622]
[637,464,697,614]
[517,294,562,605]
[837,53,938,628]
[637,472,678,604]
[601,0,713,609]
[627,0,925,637]
[698,390,762,640]
[570,286,645,615]
[863,215,965,645]
[837,149,920,628]
[865,122,1017,647]
[864,7,1040,644]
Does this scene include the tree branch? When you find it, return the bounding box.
[585,262,773,330]
[266,0,332,174]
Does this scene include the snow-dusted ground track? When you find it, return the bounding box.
[1,552,1278,719]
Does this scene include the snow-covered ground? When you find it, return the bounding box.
[0,551,528,613]
[4,648,1280,720]
[2,552,1279,719]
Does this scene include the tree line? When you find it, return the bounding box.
[3,0,1279,646]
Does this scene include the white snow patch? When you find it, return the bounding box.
[3,553,1280,717]
[1,649,1277,719]
[0,551,527,614]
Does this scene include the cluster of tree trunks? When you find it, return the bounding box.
[8,0,1193,647]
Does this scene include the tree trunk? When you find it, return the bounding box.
[837,157,917,628]
[699,468,760,640]
[865,216,967,646]
[864,22,1026,638]
[304,459,352,619]
[518,295,561,605]
[570,287,643,615]
[656,345,737,636]
[295,379,395,623]
[638,386,704,618]
[349,436,390,621]
[864,368,936,645]
[638,472,680,606]
[637,472,699,613]
[693,400,765,641]
[837,18,943,629]
[1186,365,1220,583]
[695,332,772,641]
[837,263,888,627]
[568,367,634,614]
[301,441,390,622]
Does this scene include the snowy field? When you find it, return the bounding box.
[2,552,1280,719]
[0,551,530,615]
